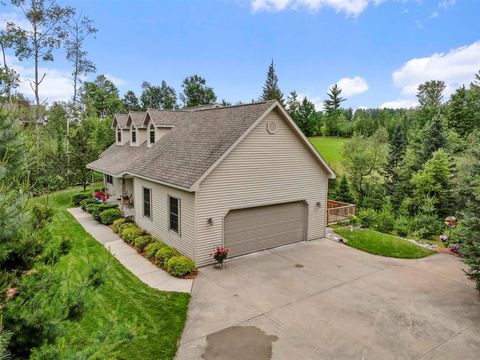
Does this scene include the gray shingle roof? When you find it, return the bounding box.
[127,111,147,128]
[112,114,128,129]
[87,141,148,176]
[130,101,276,188]
[90,101,310,189]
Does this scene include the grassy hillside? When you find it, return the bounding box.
[34,187,190,359]
[308,136,349,176]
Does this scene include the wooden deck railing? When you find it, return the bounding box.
[326,199,356,224]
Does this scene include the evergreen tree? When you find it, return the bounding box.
[422,115,447,162]
[416,80,445,126]
[337,175,354,203]
[159,80,177,109]
[180,75,216,108]
[384,121,407,202]
[447,86,478,137]
[286,90,301,124]
[122,90,141,111]
[323,84,345,136]
[470,70,480,89]
[259,60,284,105]
[458,145,480,292]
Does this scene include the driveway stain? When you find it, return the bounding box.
[201,325,278,360]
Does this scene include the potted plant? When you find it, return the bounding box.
[210,246,229,268]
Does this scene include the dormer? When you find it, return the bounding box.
[144,110,175,148]
[112,114,129,145]
[126,111,147,147]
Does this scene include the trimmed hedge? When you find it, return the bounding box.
[92,203,119,221]
[100,208,123,225]
[72,193,90,206]
[112,218,126,233]
[166,256,196,277]
[80,198,98,211]
[134,235,156,253]
[121,226,144,244]
[118,222,136,234]
[155,247,180,269]
[144,242,165,259]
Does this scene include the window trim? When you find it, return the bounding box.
[143,187,152,220]
[117,127,122,143]
[106,174,113,184]
[131,126,137,144]
[168,195,181,235]
[149,124,155,145]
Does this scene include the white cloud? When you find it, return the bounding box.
[297,93,324,110]
[439,0,456,9]
[379,98,418,109]
[332,76,369,97]
[0,11,32,31]
[251,0,382,17]
[105,74,127,87]
[392,41,480,97]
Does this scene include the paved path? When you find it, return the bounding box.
[68,208,193,293]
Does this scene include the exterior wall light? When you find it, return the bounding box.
[316,202,321,208]
[207,217,214,226]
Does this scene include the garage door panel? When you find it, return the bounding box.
[224,201,306,257]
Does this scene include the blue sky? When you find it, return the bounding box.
[2,0,480,109]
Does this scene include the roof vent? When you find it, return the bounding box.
[266,120,277,134]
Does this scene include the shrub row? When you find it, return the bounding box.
[78,197,123,225]
[111,218,196,277]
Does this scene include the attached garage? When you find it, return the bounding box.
[224,201,307,257]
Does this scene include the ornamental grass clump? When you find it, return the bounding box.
[134,235,156,253]
[155,247,180,269]
[166,256,196,277]
[144,242,165,259]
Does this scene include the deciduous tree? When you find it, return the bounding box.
[180,75,216,108]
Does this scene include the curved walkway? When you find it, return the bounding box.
[68,208,193,293]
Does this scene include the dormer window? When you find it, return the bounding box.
[149,125,155,145]
[131,126,136,143]
[117,127,122,143]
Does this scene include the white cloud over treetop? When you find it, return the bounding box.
[333,76,369,97]
[392,41,480,97]
[379,98,417,109]
[251,0,383,17]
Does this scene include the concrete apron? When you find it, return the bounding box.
[68,208,192,294]
[176,238,480,360]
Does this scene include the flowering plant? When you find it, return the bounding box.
[210,246,229,265]
[439,234,448,243]
[448,243,461,253]
[94,191,109,202]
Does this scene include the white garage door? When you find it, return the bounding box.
[224,201,307,257]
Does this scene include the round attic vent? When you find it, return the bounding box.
[266,120,277,134]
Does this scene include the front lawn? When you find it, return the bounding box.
[36,187,190,359]
[335,229,435,259]
[308,136,349,175]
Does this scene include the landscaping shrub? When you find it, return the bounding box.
[166,256,196,277]
[155,247,180,269]
[357,208,377,228]
[72,193,90,206]
[80,198,98,211]
[99,208,123,225]
[112,218,126,233]
[374,201,395,233]
[134,235,156,253]
[121,226,144,244]
[92,203,119,221]
[31,202,55,229]
[118,222,136,234]
[394,216,411,237]
[144,242,165,259]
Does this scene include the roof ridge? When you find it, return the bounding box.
[186,100,276,112]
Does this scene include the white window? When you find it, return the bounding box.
[131,126,137,143]
[117,127,122,143]
[149,125,155,145]
[143,187,152,219]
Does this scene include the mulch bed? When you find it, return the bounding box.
[434,246,460,257]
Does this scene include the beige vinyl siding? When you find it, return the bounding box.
[133,177,196,259]
[155,127,171,142]
[131,128,147,147]
[195,108,329,266]
[121,128,130,145]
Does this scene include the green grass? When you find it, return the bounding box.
[36,186,190,359]
[335,229,435,259]
[308,136,349,175]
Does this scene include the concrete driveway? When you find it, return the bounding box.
[176,238,480,360]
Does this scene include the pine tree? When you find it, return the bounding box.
[422,115,446,162]
[323,84,345,136]
[337,175,354,203]
[458,145,480,292]
[385,121,406,201]
[260,60,284,105]
[447,86,477,137]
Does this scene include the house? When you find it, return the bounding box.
[87,100,336,266]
